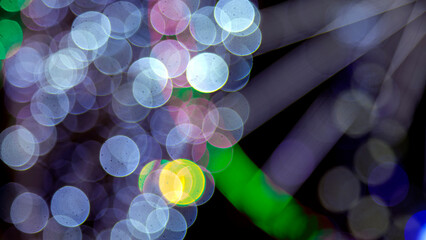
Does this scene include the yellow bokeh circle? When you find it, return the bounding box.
[159,159,206,206]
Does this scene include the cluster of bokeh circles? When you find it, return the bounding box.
[0,0,260,238]
[316,44,423,239]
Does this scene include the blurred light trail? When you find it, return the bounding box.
[257,0,415,55]
[262,95,342,195]
[372,8,426,130]
[384,3,426,76]
[241,4,423,137]
[385,36,426,129]
[211,144,327,239]
[262,14,426,195]
[315,0,418,37]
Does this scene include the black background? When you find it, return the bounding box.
[1,0,426,239]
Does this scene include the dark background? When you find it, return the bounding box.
[1,0,426,239]
[186,4,426,238]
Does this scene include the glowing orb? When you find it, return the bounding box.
[159,159,205,205]
[186,52,229,93]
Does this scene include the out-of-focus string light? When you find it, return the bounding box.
[159,159,206,205]
[50,186,90,227]
[127,193,170,237]
[214,0,255,33]
[102,1,142,40]
[150,0,191,36]
[0,0,31,12]
[0,0,268,238]
[190,6,229,46]
[71,11,111,51]
[10,192,49,234]
[318,166,361,213]
[150,39,190,78]
[347,196,390,239]
[99,135,140,177]
[368,162,409,207]
[1,0,424,239]
[0,125,39,169]
[406,211,426,240]
[186,52,229,93]
[0,19,23,60]
[42,217,83,239]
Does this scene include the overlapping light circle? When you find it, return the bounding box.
[0,125,39,169]
[100,135,140,177]
[186,52,229,93]
[102,1,142,40]
[71,11,111,51]
[132,57,173,108]
[0,19,23,60]
[128,193,170,235]
[190,6,229,46]
[0,0,261,238]
[214,0,255,33]
[50,186,90,228]
[10,192,49,234]
[151,39,190,78]
[150,0,191,36]
[159,159,206,205]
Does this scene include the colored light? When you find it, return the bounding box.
[159,159,206,206]
[100,135,140,177]
[186,52,229,93]
[0,19,23,60]
[10,192,49,234]
[211,144,320,239]
[138,160,159,193]
[51,186,90,227]
[0,0,30,12]
[405,210,426,240]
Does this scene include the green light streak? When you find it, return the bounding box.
[171,79,324,239]
[211,144,321,239]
